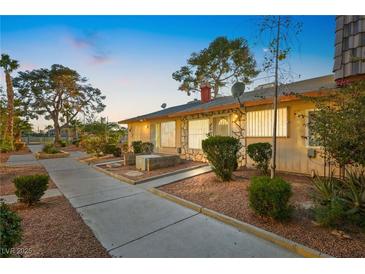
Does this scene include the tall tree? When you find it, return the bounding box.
[0,54,19,149]
[14,64,106,144]
[259,16,302,178]
[173,36,259,98]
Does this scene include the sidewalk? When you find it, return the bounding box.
[27,145,299,258]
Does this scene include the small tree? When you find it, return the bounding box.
[302,81,365,177]
[202,136,241,181]
[173,36,258,98]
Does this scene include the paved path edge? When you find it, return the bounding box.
[148,187,333,258]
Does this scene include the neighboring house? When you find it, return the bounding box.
[119,75,336,176]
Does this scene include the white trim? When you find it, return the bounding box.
[305,109,321,149]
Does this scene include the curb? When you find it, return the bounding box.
[148,188,332,258]
[93,165,136,185]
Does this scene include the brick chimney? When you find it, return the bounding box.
[200,82,211,103]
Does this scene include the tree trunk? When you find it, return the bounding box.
[53,116,61,145]
[5,72,14,150]
[270,16,281,179]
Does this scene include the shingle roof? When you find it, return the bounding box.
[119,74,335,123]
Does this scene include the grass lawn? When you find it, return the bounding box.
[158,167,365,258]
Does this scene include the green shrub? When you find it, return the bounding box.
[311,170,365,228]
[59,140,67,147]
[0,201,22,258]
[14,174,49,206]
[247,142,272,175]
[202,136,241,181]
[103,143,117,155]
[342,170,365,218]
[14,142,25,151]
[72,138,80,146]
[141,142,154,154]
[314,198,346,227]
[42,144,60,154]
[312,174,342,206]
[132,141,143,154]
[248,176,293,220]
[80,135,104,155]
[113,146,121,157]
[0,142,12,153]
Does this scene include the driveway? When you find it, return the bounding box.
[27,145,298,258]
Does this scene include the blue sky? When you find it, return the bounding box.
[1,16,335,128]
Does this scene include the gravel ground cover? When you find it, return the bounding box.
[159,167,365,258]
[0,146,31,163]
[10,196,110,258]
[98,160,204,182]
[0,165,57,196]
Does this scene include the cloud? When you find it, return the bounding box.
[67,31,111,65]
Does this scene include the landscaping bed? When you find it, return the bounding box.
[10,196,110,258]
[60,145,84,152]
[158,167,365,258]
[79,154,120,164]
[35,150,70,159]
[98,160,204,183]
[0,165,57,196]
[0,146,31,163]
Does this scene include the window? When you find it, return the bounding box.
[246,108,288,137]
[160,121,176,147]
[307,111,320,147]
[188,119,209,149]
[213,117,229,136]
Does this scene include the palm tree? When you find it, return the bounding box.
[0,54,19,149]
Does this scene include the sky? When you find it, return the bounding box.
[0,16,335,129]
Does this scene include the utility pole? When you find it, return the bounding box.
[271,16,281,179]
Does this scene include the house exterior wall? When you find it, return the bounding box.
[180,108,246,166]
[245,100,327,176]
[126,99,334,176]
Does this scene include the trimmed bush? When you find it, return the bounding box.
[103,143,117,155]
[42,144,60,154]
[14,174,49,206]
[59,140,67,147]
[0,201,22,258]
[248,176,292,220]
[247,142,272,175]
[132,141,143,153]
[314,198,346,227]
[202,136,241,181]
[141,142,154,154]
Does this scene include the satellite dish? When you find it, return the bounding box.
[161,103,167,109]
[231,82,246,98]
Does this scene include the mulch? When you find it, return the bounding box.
[159,167,365,258]
[99,160,204,181]
[0,165,57,196]
[10,196,110,258]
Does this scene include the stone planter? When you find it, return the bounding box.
[35,150,70,159]
[123,152,149,166]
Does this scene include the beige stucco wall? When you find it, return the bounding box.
[126,99,332,175]
[245,100,326,176]
[127,119,182,155]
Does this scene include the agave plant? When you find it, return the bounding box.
[312,173,342,206]
[341,170,365,216]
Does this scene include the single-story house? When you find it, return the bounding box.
[119,74,336,176]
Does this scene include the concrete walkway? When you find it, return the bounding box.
[26,145,298,258]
